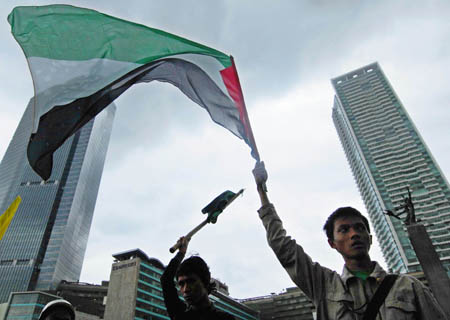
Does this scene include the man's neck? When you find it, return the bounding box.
[345,257,374,273]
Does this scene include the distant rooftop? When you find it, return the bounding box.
[112,248,165,269]
[331,62,379,86]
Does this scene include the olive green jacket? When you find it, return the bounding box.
[259,204,448,320]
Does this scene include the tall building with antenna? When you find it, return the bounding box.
[332,62,450,275]
[0,101,115,302]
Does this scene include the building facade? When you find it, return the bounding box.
[241,287,315,320]
[104,249,259,320]
[0,101,116,302]
[331,62,450,275]
[55,280,109,318]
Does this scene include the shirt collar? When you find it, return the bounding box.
[341,261,386,285]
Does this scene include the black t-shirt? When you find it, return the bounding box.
[176,304,235,320]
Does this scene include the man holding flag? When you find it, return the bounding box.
[160,237,235,320]
[252,161,447,320]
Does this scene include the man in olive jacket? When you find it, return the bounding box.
[253,161,447,320]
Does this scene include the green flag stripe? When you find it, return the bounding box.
[8,5,231,68]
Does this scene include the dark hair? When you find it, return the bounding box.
[176,256,216,294]
[323,207,370,240]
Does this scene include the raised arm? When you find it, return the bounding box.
[252,161,334,303]
[161,237,190,319]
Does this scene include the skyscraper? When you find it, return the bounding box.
[331,62,450,275]
[0,101,115,302]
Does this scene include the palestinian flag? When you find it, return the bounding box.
[9,5,260,180]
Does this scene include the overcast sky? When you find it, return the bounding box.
[1,1,450,299]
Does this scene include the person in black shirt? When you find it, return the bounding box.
[160,237,235,320]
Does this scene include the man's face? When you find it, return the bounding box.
[328,216,372,261]
[177,273,208,306]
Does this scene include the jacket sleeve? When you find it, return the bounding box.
[258,203,334,304]
[160,252,186,319]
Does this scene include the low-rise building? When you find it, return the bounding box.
[55,280,109,318]
[241,287,315,320]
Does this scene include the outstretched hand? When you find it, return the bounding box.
[253,161,268,187]
[253,161,270,206]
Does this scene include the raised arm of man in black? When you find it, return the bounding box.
[160,237,190,319]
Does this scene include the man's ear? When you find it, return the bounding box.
[369,234,372,246]
[328,238,336,249]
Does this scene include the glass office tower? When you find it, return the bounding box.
[0,101,115,302]
[332,63,450,275]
